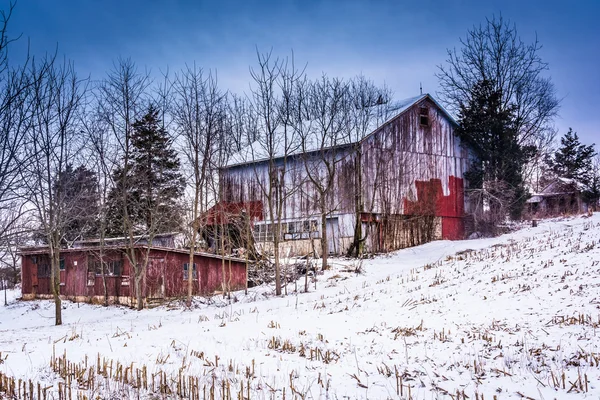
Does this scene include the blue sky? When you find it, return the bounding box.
[6,0,600,147]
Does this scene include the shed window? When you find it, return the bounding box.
[183,263,197,280]
[87,271,95,286]
[94,260,122,276]
[59,259,65,270]
[419,107,429,126]
[89,257,122,277]
[37,263,50,277]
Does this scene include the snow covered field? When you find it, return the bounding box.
[1,214,600,399]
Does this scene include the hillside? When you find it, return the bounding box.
[1,214,599,399]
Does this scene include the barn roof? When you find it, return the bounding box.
[225,93,456,168]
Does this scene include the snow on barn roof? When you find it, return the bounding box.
[225,93,454,168]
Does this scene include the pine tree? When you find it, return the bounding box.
[53,165,99,243]
[550,128,597,206]
[551,128,595,183]
[107,106,185,235]
[456,80,536,220]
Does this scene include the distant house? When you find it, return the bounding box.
[19,234,247,306]
[526,178,589,217]
[217,93,470,256]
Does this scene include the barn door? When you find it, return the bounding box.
[325,218,340,255]
[145,257,166,299]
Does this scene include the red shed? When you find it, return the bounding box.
[19,245,247,307]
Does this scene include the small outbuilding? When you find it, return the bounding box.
[19,239,247,307]
[526,178,589,217]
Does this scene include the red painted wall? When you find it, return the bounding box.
[403,175,465,240]
[21,248,247,302]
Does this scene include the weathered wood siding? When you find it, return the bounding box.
[219,96,470,253]
[361,98,468,218]
[20,248,246,305]
[221,149,357,222]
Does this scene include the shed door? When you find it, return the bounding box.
[31,258,38,288]
[59,259,66,287]
[146,258,166,299]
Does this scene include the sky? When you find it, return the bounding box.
[5,0,600,148]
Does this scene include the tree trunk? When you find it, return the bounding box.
[187,216,196,307]
[51,245,62,325]
[100,242,108,307]
[135,271,143,311]
[320,203,328,270]
[245,213,249,295]
[348,149,364,257]
[221,223,228,297]
[274,222,281,296]
[101,260,108,307]
[187,241,195,306]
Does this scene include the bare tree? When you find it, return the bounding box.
[346,76,392,257]
[81,99,115,306]
[171,64,227,306]
[247,51,305,296]
[97,58,151,310]
[436,15,559,154]
[228,94,257,153]
[299,75,349,269]
[22,56,88,325]
[0,203,31,293]
[0,2,32,254]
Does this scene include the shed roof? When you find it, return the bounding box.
[18,244,246,263]
[531,177,589,197]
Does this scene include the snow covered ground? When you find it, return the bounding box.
[1,214,600,399]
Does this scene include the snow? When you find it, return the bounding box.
[2,214,600,399]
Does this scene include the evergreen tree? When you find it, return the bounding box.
[551,128,595,183]
[53,165,100,243]
[550,129,597,205]
[456,80,536,220]
[107,106,185,235]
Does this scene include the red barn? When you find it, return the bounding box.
[19,244,247,307]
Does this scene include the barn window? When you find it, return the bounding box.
[183,263,197,280]
[283,219,320,240]
[253,223,275,242]
[59,259,65,270]
[419,107,429,126]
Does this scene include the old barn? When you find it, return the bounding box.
[20,236,247,306]
[218,93,470,256]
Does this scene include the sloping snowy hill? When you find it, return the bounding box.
[1,214,599,399]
